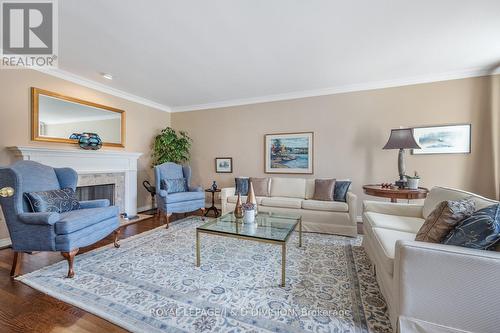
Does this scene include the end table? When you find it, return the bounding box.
[363,184,429,203]
[205,188,221,217]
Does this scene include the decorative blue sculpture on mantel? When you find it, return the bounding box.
[69,133,102,150]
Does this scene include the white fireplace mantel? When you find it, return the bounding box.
[7,146,142,215]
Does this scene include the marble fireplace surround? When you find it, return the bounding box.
[7,146,142,216]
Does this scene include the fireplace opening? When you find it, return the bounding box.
[76,184,115,205]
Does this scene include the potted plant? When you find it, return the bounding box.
[242,202,256,224]
[406,171,420,190]
[152,127,192,166]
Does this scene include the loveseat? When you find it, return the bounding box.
[221,177,357,237]
[362,186,500,332]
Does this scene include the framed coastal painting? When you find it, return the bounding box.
[265,132,313,174]
[215,157,233,173]
[412,124,471,155]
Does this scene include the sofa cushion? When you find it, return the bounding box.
[24,188,81,213]
[415,198,475,243]
[372,227,416,275]
[443,204,500,250]
[334,180,352,202]
[302,199,348,212]
[305,179,315,199]
[423,187,497,219]
[250,178,270,196]
[270,178,306,198]
[313,179,336,201]
[235,177,249,196]
[260,197,302,209]
[364,212,425,234]
[166,191,205,204]
[55,206,119,235]
[227,195,265,205]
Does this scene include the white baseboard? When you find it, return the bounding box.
[0,237,12,249]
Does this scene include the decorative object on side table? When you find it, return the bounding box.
[383,128,421,188]
[363,184,429,203]
[204,188,221,217]
[242,202,256,223]
[215,157,233,173]
[264,132,314,174]
[210,181,218,191]
[70,133,102,150]
[412,124,471,154]
[234,193,244,218]
[246,181,257,215]
[406,171,420,190]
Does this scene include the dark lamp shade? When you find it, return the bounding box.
[383,128,420,150]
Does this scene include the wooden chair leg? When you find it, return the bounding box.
[165,212,172,229]
[10,252,22,278]
[61,248,79,278]
[113,228,121,248]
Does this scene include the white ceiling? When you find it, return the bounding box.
[56,0,500,112]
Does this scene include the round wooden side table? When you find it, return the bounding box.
[205,189,221,217]
[363,184,429,203]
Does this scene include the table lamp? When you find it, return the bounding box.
[383,128,420,188]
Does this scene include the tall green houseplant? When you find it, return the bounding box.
[152,127,192,166]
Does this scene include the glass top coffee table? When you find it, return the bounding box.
[196,212,302,287]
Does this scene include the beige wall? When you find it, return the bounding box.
[172,75,497,213]
[0,69,170,239]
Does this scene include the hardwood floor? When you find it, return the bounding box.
[0,213,364,333]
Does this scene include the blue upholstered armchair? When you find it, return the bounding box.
[154,162,205,227]
[0,161,120,278]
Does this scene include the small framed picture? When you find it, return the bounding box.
[412,124,471,155]
[215,157,233,173]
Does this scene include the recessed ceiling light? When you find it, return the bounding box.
[101,73,113,80]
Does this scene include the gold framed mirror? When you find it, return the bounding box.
[31,87,126,147]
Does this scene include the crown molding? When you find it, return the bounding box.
[171,66,500,112]
[34,68,172,112]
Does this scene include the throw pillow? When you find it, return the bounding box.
[313,179,336,201]
[161,178,187,194]
[415,198,475,243]
[250,177,270,197]
[24,188,80,213]
[235,177,249,196]
[334,181,351,202]
[442,203,500,250]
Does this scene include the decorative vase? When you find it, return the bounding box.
[234,193,244,218]
[243,209,255,223]
[78,133,102,150]
[407,178,419,190]
[211,181,218,191]
[246,182,257,215]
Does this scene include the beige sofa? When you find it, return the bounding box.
[363,186,500,333]
[221,178,357,237]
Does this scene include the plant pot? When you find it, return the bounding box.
[407,178,420,190]
[243,209,255,224]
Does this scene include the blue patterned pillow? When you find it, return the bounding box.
[160,178,187,194]
[334,181,351,202]
[24,188,80,213]
[442,204,500,250]
[235,177,249,196]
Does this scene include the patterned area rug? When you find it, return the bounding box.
[18,217,392,333]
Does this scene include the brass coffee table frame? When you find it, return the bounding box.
[196,217,302,287]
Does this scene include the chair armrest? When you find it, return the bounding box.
[18,212,60,225]
[346,192,357,225]
[158,189,168,198]
[394,240,500,332]
[79,199,110,209]
[189,185,203,192]
[363,200,423,218]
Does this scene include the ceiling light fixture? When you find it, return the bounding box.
[101,73,113,80]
